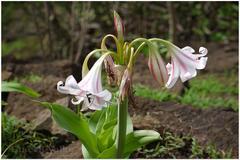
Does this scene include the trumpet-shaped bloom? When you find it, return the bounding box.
[57,55,112,110]
[148,46,169,87]
[165,44,208,88]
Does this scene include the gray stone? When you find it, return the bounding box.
[54,96,70,107]
[32,109,52,131]
[2,70,12,81]
[33,97,76,141]
[42,141,83,158]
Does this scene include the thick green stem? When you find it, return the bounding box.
[116,98,128,158]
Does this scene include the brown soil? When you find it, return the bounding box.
[129,97,238,158]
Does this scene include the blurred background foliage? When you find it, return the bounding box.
[2,1,238,62]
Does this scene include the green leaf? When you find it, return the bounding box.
[1,100,8,105]
[123,130,161,157]
[103,119,117,130]
[106,104,118,122]
[126,112,133,134]
[34,101,99,158]
[89,105,118,135]
[82,144,92,159]
[97,125,117,152]
[95,108,107,135]
[88,110,103,134]
[1,81,40,97]
[97,144,117,159]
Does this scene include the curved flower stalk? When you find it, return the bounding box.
[128,38,169,87]
[57,53,115,110]
[165,44,208,88]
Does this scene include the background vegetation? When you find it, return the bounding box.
[2,2,238,61]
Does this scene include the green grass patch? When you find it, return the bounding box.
[133,73,238,111]
[2,36,40,59]
[135,131,232,158]
[11,73,43,83]
[134,84,178,102]
[189,74,238,96]
[1,113,57,158]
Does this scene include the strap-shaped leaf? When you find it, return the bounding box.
[97,125,117,152]
[34,101,99,158]
[103,119,117,130]
[106,104,118,122]
[88,105,118,135]
[2,81,40,97]
[97,144,117,159]
[88,110,104,134]
[123,130,162,157]
[126,112,133,134]
[82,144,92,159]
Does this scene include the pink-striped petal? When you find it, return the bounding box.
[166,56,180,88]
[57,75,86,96]
[148,47,169,87]
[170,45,208,70]
[165,44,208,88]
[57,53,115,110]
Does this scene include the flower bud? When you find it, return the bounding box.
[148,45,169,87]
[114,11,125,44]
[119,68,132,101]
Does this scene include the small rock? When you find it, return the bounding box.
[33,97,75,141]
[54,96,70,107]
[132,115,162,131]
[42,141,83,158]
[2,70,12,81]
[29,97,70,132]
[32,109,52,131]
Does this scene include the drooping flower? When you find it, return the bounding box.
[57,54,113,110]
[165,44,208,88]
[148,45,169,87]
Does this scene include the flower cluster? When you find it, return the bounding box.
[57,11,208,110]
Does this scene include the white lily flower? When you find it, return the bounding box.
[165,44,208,88]
[57,54,113,110]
